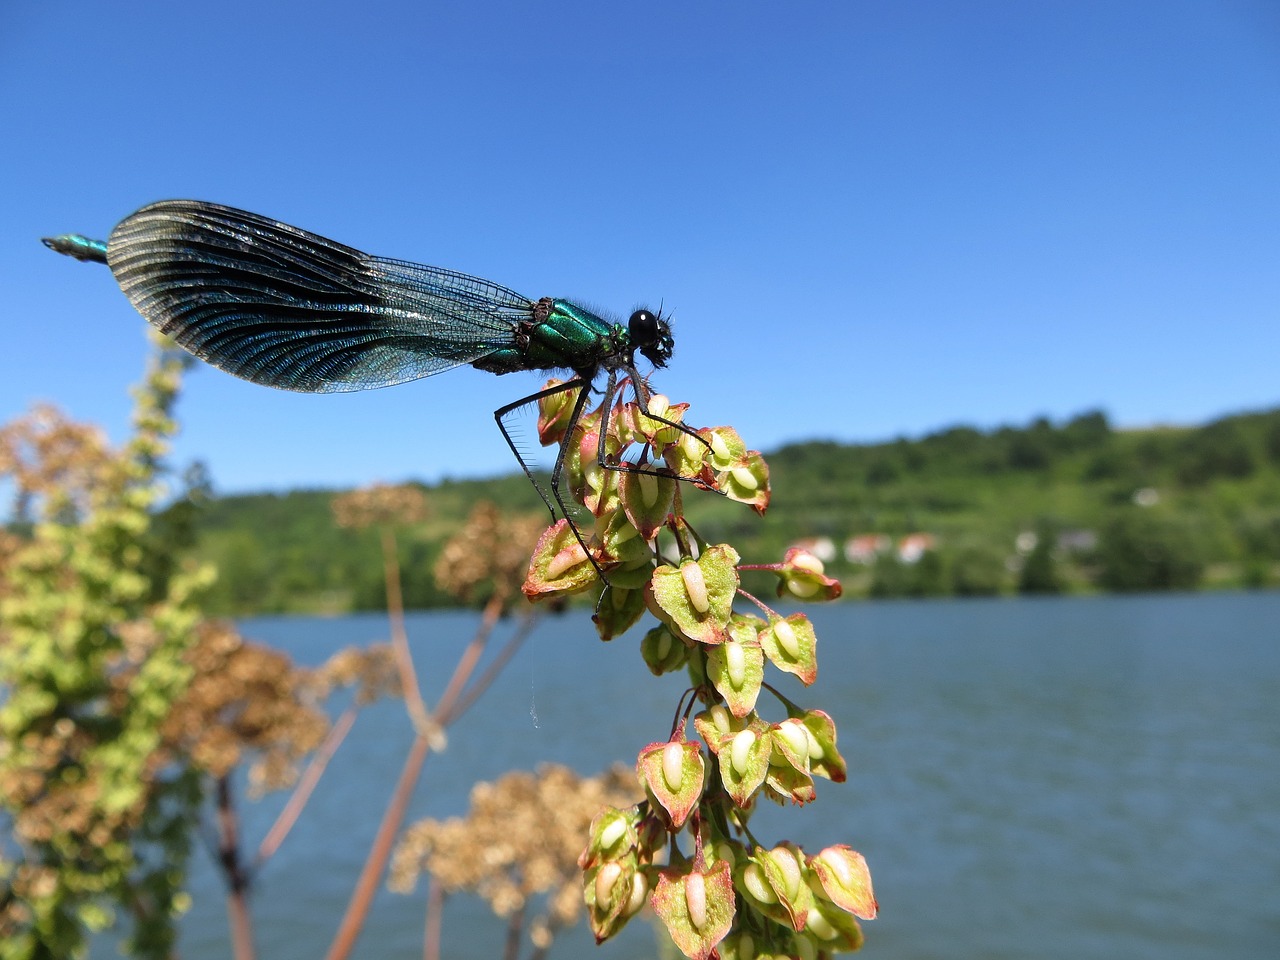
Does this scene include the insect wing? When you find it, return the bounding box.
[106,200,532,392]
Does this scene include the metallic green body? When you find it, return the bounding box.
[471,298,626,377]
[41,233,108,263]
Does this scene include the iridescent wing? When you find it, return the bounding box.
[106,200,534,392]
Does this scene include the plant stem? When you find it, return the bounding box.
[503,901,525,960]
[381,526,433,735]
[254,706,358,869]
[216,775,256,960]
[324,591,519,960]
[423,879,444,960]
[325,733,432,960]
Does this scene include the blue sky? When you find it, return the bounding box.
[2,1,1278,496]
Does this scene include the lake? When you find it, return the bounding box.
[168,592,1279,959]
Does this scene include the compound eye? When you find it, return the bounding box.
[629,309,659,345]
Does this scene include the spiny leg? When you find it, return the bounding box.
[493,378,590,519]
[593,363,724,496]
[494,372,725,589]
[547,382,621,580]
[495,378,612,580]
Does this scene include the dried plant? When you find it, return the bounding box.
[157,619,329,793]
[434,502,545,604]
[391,764,641,956]
[0,340,212,959]
[0,403,112,522]
[2,350,877,960]
[308,643,401,707]
[331,483,428,530]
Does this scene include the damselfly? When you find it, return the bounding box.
[43,200,707,566]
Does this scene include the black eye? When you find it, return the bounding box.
[629,309,659,346]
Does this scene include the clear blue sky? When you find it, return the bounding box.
[2,1,1278,496]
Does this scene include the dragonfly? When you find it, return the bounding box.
[43,199,704,563]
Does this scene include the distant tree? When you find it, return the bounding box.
[866,457,901,485]
[169,403,1280,612]
[950,543,1007,596]
[1083,446,1130,481]
[1097,510,1203,591]
[1178,419,1257,485]
[1262,414,1280,464]
[1134,431,1180,472]
[1004,417,1058,470]
[1062,410,1111,450]
[921,425,987,473]
[1239,516,1280,588]
[906,550,947,597]
[894,436,927,473]
[203,530,272,613]
[1018,524,1062,594]
[869,553,910,598]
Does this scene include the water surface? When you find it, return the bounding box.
[168,593,1279,959]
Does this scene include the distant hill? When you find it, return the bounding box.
[166,407,1280,614]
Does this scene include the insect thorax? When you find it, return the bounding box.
[471,297,622,377]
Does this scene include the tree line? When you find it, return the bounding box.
[108,405,1280,614]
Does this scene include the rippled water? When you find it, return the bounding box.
[162,592,1279,959]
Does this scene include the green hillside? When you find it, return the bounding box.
[172,407,1280,615]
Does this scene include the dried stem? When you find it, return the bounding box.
[435,587,504,724]
[325,733,432,960]
[446,605,538,721]
[381,526,433,736]
[324,588,518,960]
[423,879,445,960]
[216,775,256,960]
[503,901,526,960]
[254,706,358,869]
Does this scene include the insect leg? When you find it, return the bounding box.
[594,364,723,496]
[493,378,589,519]
[495,378,612,582]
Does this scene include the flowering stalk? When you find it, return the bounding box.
[0,338,214,960]
[523,383,876,959]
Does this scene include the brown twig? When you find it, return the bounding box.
[324,732,431,960]
[446,607,539,722]
[434,588,506,724]
[324,590,515,960]
[423,878,445,960]
[253,706,358,868]
[216,775,256,960]
[381,526,434,736]
[503,901,526,960]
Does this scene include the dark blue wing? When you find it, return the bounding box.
[106,200,533,392]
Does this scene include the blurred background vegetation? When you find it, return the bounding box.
[0,344,552,958]
[73,405,1280,616]
[2,340,1277,958]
